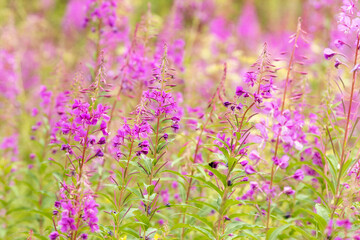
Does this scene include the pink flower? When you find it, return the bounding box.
[293,169,304,181]
[283,186,295,195]
[336,218,352,230]
[245,165,256,175]
[323,48,336,60]
[210,17,230,40]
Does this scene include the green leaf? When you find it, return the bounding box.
[188,175,222,196]
[121,227,140,238]
[222,199,243,214]
[161,170,186,182]
[326,155,337,181]
[189,200,219,212]
[299,208,327,231]
[342,157,358,178]
[267,224,291,240]
[133,210,150,228]
[223,221,264,236]
[291,225,317,240]
[301,182,329,208]
[203,165,226,187]
[307,163,335,195]
[218,147,230,161]
[96,192,117,209]
[184,212,214,230]
[172,223,216,240]
[28,209,52,221]
[147,184,155,195]
[315,204,330,223]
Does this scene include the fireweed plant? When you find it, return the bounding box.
[4,0,360,239]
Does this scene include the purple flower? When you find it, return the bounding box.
[0,51,19,100]
[59,216,77,232]
[97,137,106,145]
[223,101,232,107]
[195,153,203,163]
[341,0,356,14]
[172,116,181,122]
[60,144,70,151]
[89,137,96,145]
[210,17,230,40]
[250,181,258,190]
[100,120,108,136]
[39,85,52,108]
[283,186,295,195]
[237,0,260,43]
[313,152,322,166]
[323,48,336,60]
[244,72,257,87]
[32,108,38,116]
[336,219,352,230]
[272,156,280,165]
[244,165,256,174]
[279,155,289,169]
[253,93,262,104]
[236,86,246,97]
[163,133,168,140]
[326,219,333,236]
[80,233,88,239]
[248,150,261,163]
[83,197,99,232]
[241,177,249,182]
[137,147,149,156]
[95,149,104,157]
[141,90,179,117]
[54,201,61,208]
[171,123,180,132]
[293,169,304,181]
[49,231,59,240]
[55,99,110,143]
[138,140,149,148]
[334,58,342,68]
[1,135,18,152]
[236,103,243,110]
[172,181,178,189]
[334,39,346,49]
[240,160,248,166]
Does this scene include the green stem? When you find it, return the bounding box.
[266,18,302,232]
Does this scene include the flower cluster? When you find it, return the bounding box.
[84,0,118,32]
[56,100,109,143]
[50,183,99,239]
[111,120,153,158]
[0,50,18,101]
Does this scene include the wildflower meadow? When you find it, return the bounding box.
[2,0,360,239]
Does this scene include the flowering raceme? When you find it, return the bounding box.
[0,50,19,101]
[51,183,99,238]
[56,100,109,143]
